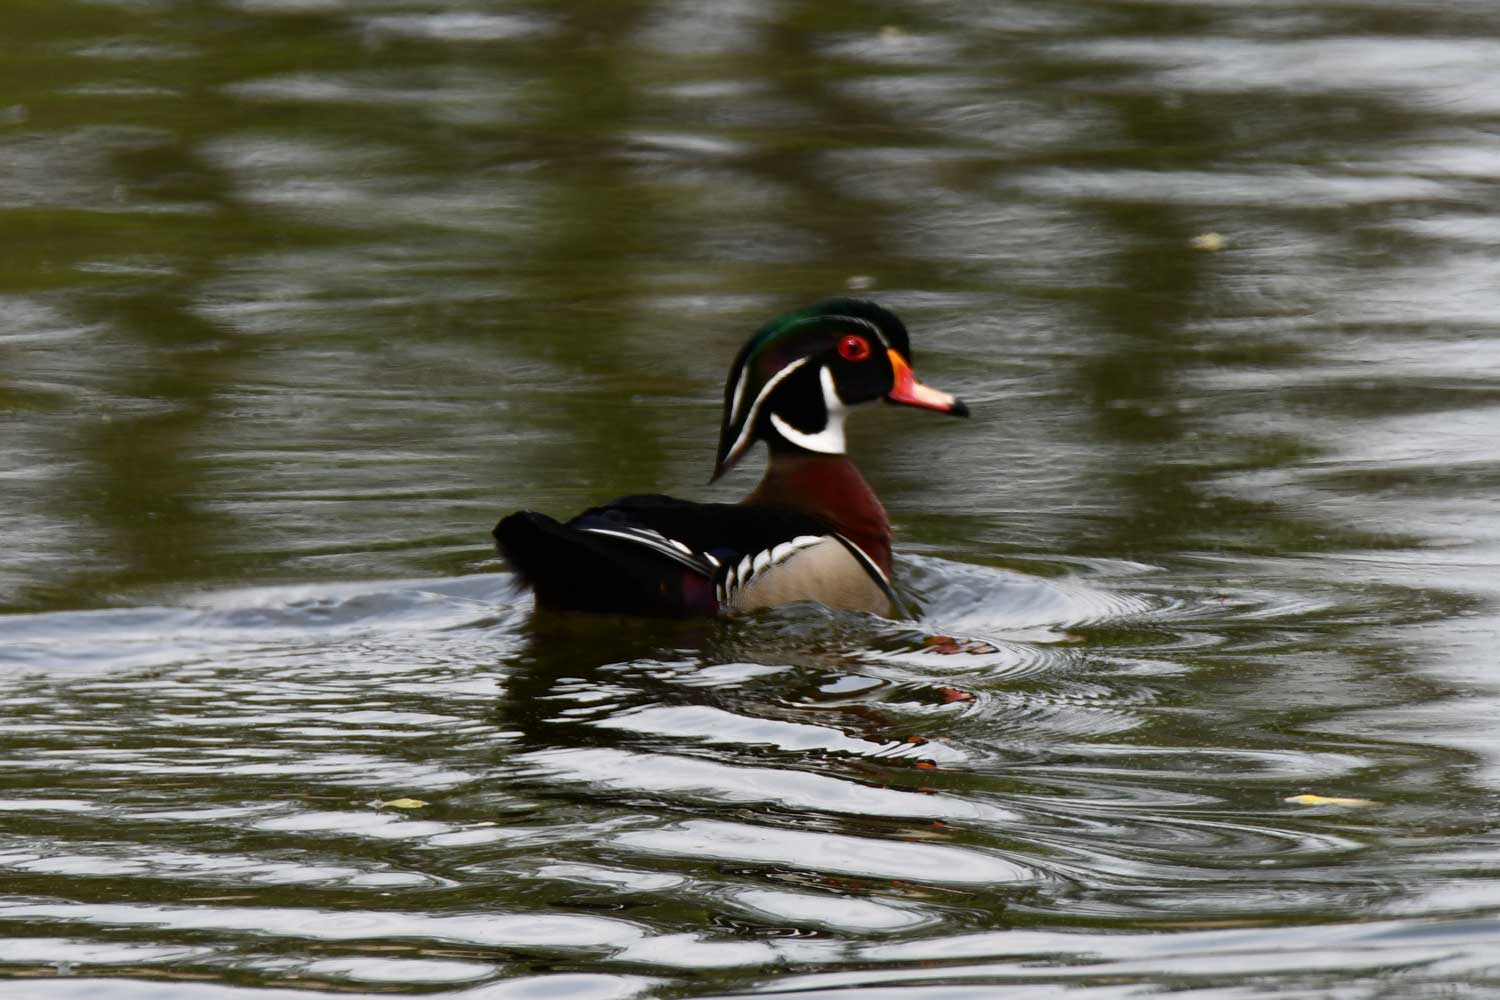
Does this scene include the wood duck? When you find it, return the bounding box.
[494,298,968,617]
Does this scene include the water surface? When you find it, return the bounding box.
[4,0,1500,996]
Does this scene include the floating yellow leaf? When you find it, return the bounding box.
[1191,232,1225,251]
[381,797,428,810]
[1284,793,1378,807]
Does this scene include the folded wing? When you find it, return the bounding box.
[495,494,895,617]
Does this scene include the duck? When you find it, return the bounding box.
[494,298,968,617]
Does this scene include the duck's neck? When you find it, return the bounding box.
[742,451,891,574]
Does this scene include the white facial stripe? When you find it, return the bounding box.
[724,312,891,470]
[727,374,749,432]
[722,355,810,469]
[726,316,823,428]
[728,314,887,427]
[769,365,847,455]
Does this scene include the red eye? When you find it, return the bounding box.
[837,335,872,362]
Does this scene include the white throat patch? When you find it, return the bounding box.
[769,365,847,455]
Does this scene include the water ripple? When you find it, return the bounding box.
[4,5,1498,992]
[612,819,1037,886]
[517,747,1020,824]
[0,898,648,951]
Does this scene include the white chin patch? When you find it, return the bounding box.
[769,365,847,455]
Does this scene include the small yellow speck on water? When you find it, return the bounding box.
[1285,793,1378,807]
[382,797,429,810]
[1191,232,1225,252]
[880,25,906,44]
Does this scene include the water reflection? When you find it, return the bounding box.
[0,551,1486,994]
[4,0,1500,995]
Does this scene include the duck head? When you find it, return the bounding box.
[711,298,968,481]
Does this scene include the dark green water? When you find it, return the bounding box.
[5,1,1500,996]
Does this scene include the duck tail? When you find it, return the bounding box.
[493,511,715,617]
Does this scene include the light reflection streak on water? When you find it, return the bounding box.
[3,0,1500,995]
